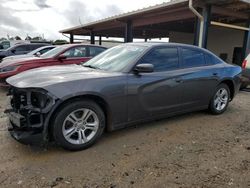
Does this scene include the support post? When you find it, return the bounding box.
[201,5,211,48]
[124,20,133,43]
[145,38,148,42]
[192,5,211,48]
[99,36,102,45]
[90,31,95,44]
[70,34,74,44]
[243,21,250,59]
[193,16,200,46]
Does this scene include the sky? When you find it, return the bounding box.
[0,0,169,41]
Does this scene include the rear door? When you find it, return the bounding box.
[127,46,184,121]
[89,46,106,57]
[178,47,220,109]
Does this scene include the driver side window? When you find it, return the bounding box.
[62,46,87,58]
[139,47,179,72]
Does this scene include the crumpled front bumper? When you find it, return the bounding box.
[8,120,44,145]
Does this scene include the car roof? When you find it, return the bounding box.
[126,42,202,49]
[127,42,218,54]
[61,43,107,49]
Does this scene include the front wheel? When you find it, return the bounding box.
[209,84,230,115]
[53,100,105,151]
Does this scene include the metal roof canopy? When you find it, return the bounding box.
[59,0,250,39]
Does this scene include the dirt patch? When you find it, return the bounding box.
[0,88,249,188]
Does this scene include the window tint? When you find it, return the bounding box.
[139,47,179,72]
[14,45,28,52]
[62,46,87,58]
[205,53,223,65]
[182,48,205,68]
[29,44,44,51]
[39,47,53,54]
[89,47,106,57]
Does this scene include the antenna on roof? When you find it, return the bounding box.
[79,17,83,27]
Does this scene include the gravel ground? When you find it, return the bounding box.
[0,87,249,188]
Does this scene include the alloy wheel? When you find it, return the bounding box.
[214,88,229,111]
[62,108,99,145]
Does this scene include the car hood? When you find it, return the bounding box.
[7,64,119,89]
[2,54,34,63]
[0,56,42,67]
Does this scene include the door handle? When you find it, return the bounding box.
[213,73,218,76]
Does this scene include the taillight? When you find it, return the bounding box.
[242,59,247,69]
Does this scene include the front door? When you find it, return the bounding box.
[60,46,90,65]
[127,46,184,122]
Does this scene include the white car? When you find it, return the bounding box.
[241,53,250,89]
[1,46,55,63]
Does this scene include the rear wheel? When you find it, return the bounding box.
[53,100,105,151]
[209,84,230,115]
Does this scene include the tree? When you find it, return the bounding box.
[53,39,68,45]
[32,36,43,41]
[25,36,32,40]
[0,37,7,41]
[15,36,22,40]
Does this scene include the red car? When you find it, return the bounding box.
[0,44,107,86]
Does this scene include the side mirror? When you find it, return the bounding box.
[57,54,67,61]
[35,52,41,57]
[134,64,154,73]
[11,49,16,54]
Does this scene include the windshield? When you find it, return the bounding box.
[83,45,147,72]
[40,46,67,58]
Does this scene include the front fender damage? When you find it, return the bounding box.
[5,87,58,146]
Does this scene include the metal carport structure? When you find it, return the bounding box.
[60,0,250,62]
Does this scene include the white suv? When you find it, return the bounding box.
[241,53,250,89]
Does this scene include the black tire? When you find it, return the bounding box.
[53,99,105,151]
[209,83,230,115]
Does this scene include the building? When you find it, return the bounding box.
[60,0,250,65]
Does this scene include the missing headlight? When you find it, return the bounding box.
[31,92,50,109]
[8,87,56,114]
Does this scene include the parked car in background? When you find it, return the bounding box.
[1,46,55,63]
[241,53,250,89]
[0,40,30,50]
[5,43,242,151]
[0,43,49,61]
[0,44,107,86]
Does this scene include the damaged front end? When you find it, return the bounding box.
[5,87,57,145]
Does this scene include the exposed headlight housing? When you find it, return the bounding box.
[8,88,56,114]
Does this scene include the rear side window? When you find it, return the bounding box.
[182,48,205,68]
[205,53,223,65]
[14,45,29,52]
[89,47,106,57]
[29,44,44,51]
[139,47,179,72]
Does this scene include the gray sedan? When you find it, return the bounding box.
[6,43,242,151]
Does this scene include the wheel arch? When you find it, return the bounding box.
[219,79,235,100]
[47,94,112,140]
